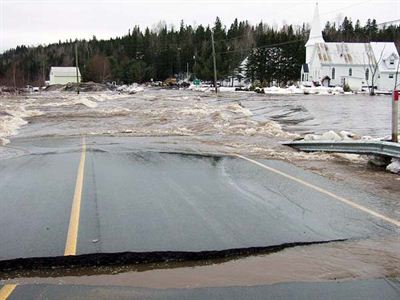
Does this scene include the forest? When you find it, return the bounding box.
[0,17,399,87]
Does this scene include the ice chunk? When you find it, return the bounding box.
[303,130,361,141]
[386,159,400,174]
[75,97,98,108]
[0,137,10,145]
[339,130,357,140]
[320,130,342,141]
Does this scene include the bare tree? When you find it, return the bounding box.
[364,44,385,96]
[86,55,110,83]
[394,58,400,91]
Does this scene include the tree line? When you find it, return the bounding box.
[0,17,399,87]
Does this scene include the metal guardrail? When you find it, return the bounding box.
[282,140,400,159]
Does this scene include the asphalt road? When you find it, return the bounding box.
[0,137,398,261]
[3,278,400,300]
[1,136,400,299]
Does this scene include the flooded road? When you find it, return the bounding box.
[1,88,395,164]
[0,88,399,297]
[238,93,394,137]
[3,235,399,289]
[0,89,394,147]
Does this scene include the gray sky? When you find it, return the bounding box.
[0,0,399,53]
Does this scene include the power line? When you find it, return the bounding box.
[319,0,374,17]
[217,39,304,55]
[378,19,400,28]
[215,33,253,44]
[211,2,376,46]
[214,17,400,46]
[214,17,400,56]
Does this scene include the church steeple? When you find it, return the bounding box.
[305,3,325,63]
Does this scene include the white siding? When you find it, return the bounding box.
[49,67,81,85]
[49,75,81,85]
[378,72,397,91]
[308,49,321,82]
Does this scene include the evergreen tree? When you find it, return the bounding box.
[0,16,398,87]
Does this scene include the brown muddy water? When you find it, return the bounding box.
[0,88,394,145]
[0,88,399,287]
[1,235,399,289]
[1,88,393,162]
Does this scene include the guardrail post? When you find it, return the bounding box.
[393,90,399,143]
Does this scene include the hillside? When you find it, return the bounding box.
[0,17,398,87]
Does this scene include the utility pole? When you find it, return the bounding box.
[102,59,106,83]
[42,59,45,90]
[177,47,181,79]
[391,23,398,143]
[211,30,218,94]
[12,63,16,90]
[75,42,80,95]
[393,90,399,142]
[193,55,197,78]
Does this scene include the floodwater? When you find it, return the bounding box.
[0,88,395,162]
[238,93,394,137]
[0,88,399,287]
[3,235,400,288]
[0,89,394,145]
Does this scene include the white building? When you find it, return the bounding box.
[301,4,399,92]
[49,67,81,85]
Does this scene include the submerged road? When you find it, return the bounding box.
[0,136,399,298]
[2,279,400,300]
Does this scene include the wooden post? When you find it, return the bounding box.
[393,90,399,142]
[12,63,16,90]
[177,47,181,79]
[211,31,218,94]
[75,42,80,94]
[42,59,45,90]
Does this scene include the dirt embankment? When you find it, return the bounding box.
[45,82,109,92]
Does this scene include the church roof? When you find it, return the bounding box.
[314,42,399,69]
[315,42,372,65]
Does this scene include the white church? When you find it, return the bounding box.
[301,4,399,92]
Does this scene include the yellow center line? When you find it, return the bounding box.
[0,138,86,299]
[64,137,87,256]
[0,284,17,300]
[234,154,400,228]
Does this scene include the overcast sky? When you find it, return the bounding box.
[0,0,399,53]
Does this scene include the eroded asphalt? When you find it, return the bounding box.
[0,136,399,299]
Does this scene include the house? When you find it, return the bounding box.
[301,3,399,91]
[49,67,81,85]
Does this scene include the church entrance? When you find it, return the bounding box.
[321,76,331,87]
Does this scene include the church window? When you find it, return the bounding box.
[365,69,369,80]
[332,68,335,79]
[349,68,352,76]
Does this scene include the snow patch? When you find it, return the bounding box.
[116,84,145,94]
